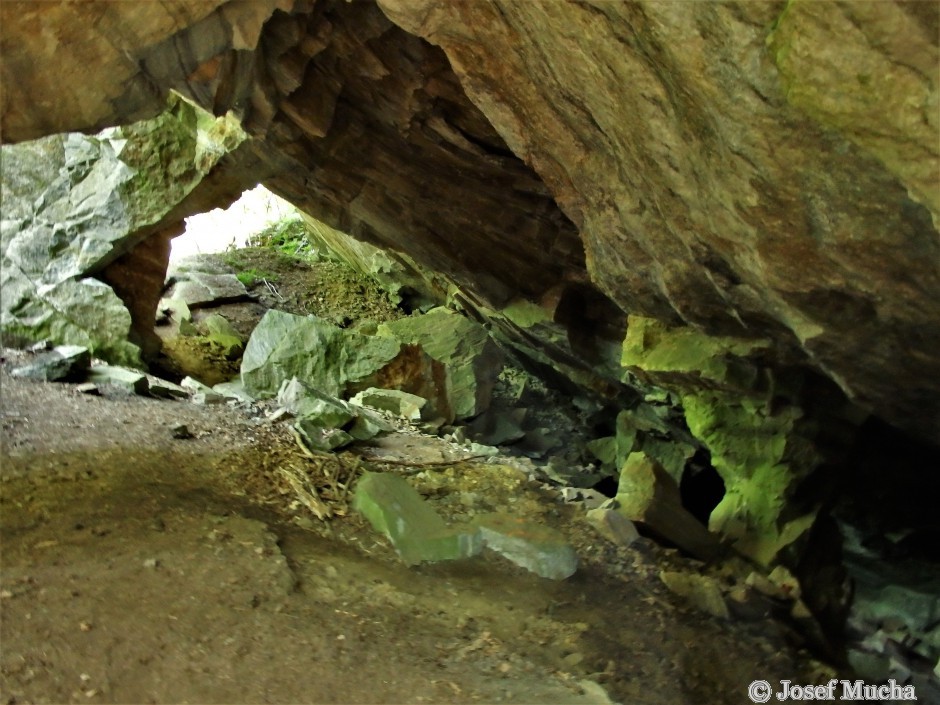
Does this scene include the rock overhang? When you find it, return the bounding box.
[1,0,938,447]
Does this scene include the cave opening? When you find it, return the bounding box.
[679,449,725,526]
[169,185,297,265]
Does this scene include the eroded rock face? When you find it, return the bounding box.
[4,0,935,442]
[376,0,940,443]
[0,95,253,365]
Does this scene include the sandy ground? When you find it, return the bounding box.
[0,358,823,705]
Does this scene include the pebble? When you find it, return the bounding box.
[170,423,194,439]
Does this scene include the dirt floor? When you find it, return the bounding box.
[0,363,829,705]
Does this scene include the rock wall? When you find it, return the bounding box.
[376,0,940,443]
[3,0,935,442]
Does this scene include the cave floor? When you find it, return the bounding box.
[0,369,822,705]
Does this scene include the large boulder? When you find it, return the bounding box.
[378,308,504,422]
[240,309,403,399]
[0,94,247,365]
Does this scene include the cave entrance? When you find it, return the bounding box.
[169,185,297,264]
[679,449,725,526]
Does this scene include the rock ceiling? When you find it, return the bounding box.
[1,0,938,443]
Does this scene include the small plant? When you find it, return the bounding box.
[249,217,315,258]
[235,268,275,287]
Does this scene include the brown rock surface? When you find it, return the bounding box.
[2,0,938,441]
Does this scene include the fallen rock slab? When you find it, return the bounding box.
[472,512,578,580]
[615,451,722,561]
[350,387,427,421]
[166,272,250,308]
[10,345,90,382]
[279,378,393,452]
[585,507,640,548]
[353,471,482,566]
[86,364,149,395]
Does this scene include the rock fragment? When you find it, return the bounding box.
[353,471,482,565]
[472,512,578,580]
[10,345,91,381]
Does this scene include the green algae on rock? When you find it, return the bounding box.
[240,310,401,399]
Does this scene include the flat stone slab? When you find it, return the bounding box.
[87,364,149,395]
[170,272,249,308]
[146,375,189,399]
[351,387,427,420]
[585,507,640,548]
[211,380,255,402]
[472,512,578,580]
[10,345,90,382]
[353,472,482,566]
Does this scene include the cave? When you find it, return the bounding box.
[1,1,939,703]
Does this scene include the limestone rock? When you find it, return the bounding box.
[2,0,939,584]
[585,507,640,549]
[295,422,354,453]
[169,273,250,309]
[203,313,244,358]
[380,0,940,443]
[1,94,247,364]
[466,408,527,447]
[378,308,504,422]
[659,571,730,620]
[10,345,90,382]
[278,377,392,452]
[472,512,578,580]
[212,379,255,403]
[277,377,357,429]
[146,375,189,400]
[615,451,721,562]
[240,310,401,399]
[86,365,150,395]
[158,298,198,337]
[353,471,483,565]
[1,274,141,368]
[621,315,827,565]
[350,388,427,421]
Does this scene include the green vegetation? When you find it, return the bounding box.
[248,217,316,258]
[234,267,277,288]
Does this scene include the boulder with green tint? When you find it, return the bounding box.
[10,345,91,382]
[278,378,392,452]
[1,271,141,367]
[681,392,819,565]
[615,451,722,561]
[588,405,696,482]
[241,310,401,399]
[378,307,503,421]
[203,313,244,359]
[620,314,823,565]
[0,94,246,365]
[353,471,482,565]
[472,512,578,580]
